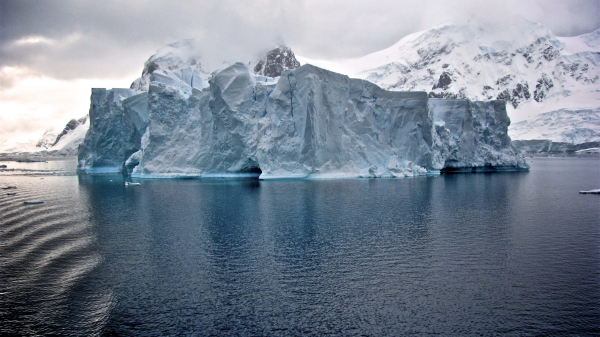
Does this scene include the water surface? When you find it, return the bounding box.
[1,157,599,336]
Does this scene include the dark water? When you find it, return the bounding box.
[1,158,599,336]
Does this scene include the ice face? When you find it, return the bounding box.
[78,64,528,177]
[131,62,271,178]
[257,65,439,178]
[430,99,528,171]
[123,93,149,135]
[77,88,142,173]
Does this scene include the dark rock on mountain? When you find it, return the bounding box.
[53,116,87,146]
[432,72,452,90]
[254,46,301,77]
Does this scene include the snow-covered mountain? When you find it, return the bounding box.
[47,116,89,155]
[298,16,600,143]
[129,39,211,93]
[0,117,88,156]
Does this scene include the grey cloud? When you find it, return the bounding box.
[0,0,599,84]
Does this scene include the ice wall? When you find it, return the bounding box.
[132,63,272,177]
[257,65,440,178]
[77,88,142,173]
[78,64,528,177]
[430,99,528,171]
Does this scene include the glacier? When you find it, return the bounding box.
[77,61,528,178]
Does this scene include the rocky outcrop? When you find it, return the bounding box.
[52,116,87,147]
[254,46,301,78]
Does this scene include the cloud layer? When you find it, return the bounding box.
[2,0,599,83]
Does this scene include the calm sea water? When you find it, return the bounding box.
[1,158,599,336]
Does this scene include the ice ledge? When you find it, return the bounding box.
[130,172,262,179]
[77,166,122,174]
[440,165,530,173]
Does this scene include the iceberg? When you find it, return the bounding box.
[78,56,528,178]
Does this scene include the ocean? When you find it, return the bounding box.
[1,157,599,336]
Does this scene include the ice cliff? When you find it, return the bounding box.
[256,65,439,178]
[78,61,528,178]
[77,89,143,173]
[430,99,526,171]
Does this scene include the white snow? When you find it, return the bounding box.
[51,121,89,155]
[509,108,600,143]
[557,29,600,55]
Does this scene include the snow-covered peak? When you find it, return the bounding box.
[0,116,89,156]
[146,39,204,68]
[130,38,209,92]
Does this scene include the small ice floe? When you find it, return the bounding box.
[24,200,44,204]
[575,147,600,154]
[125,182,141,186]
[579,189,600,194]
[1,186,17,190]
[7,192,16,195]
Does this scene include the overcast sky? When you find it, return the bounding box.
[1,0,599,147]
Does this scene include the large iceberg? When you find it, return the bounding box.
[78,62,528,178]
